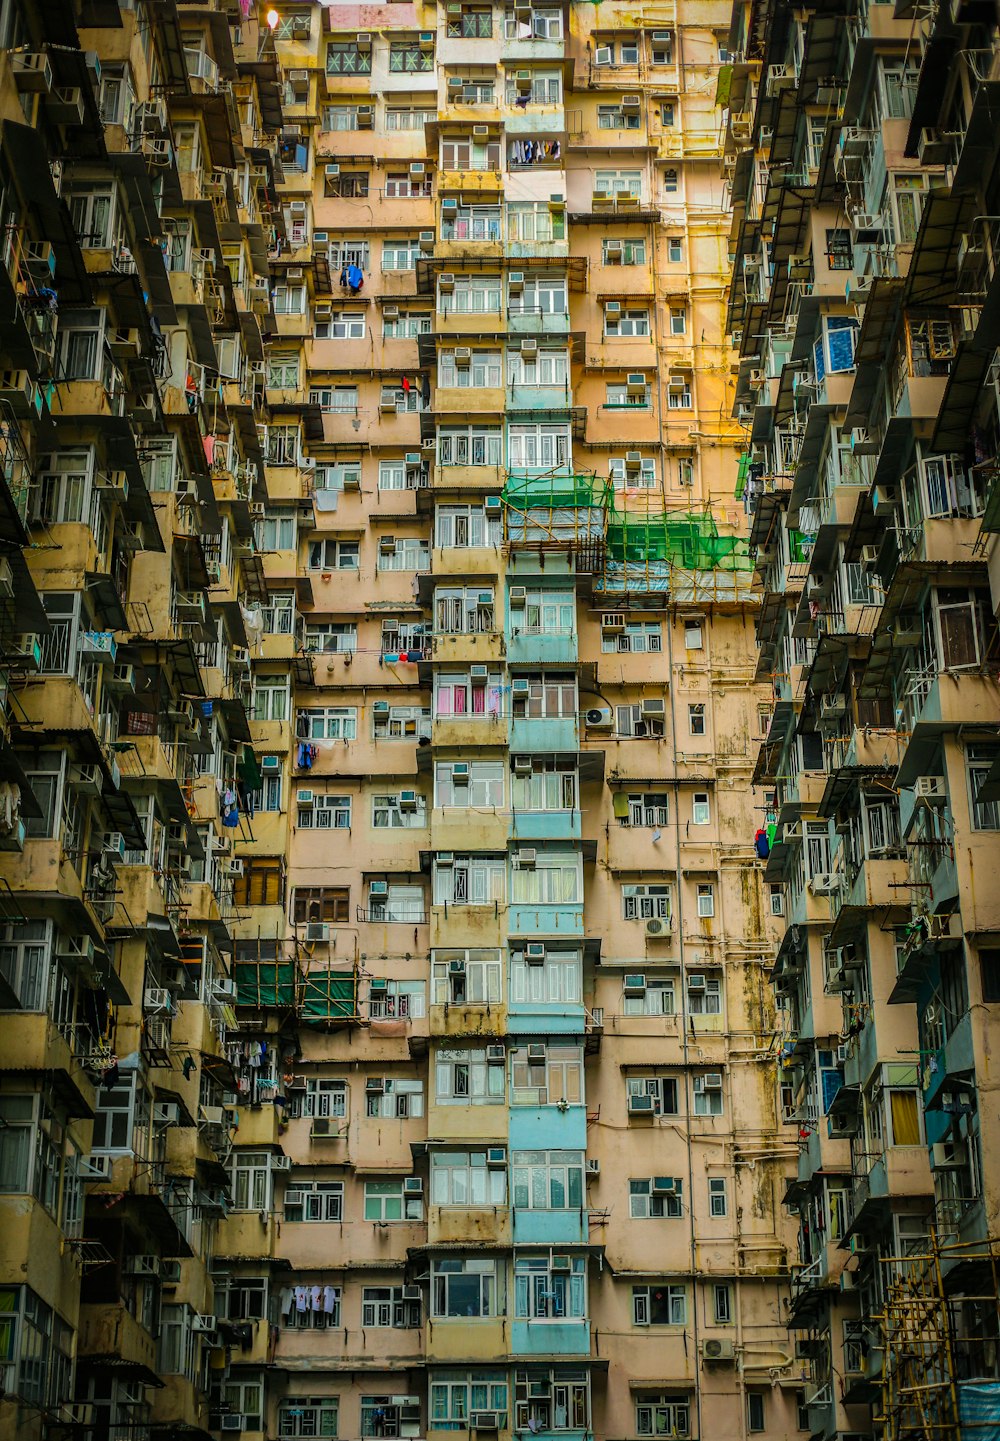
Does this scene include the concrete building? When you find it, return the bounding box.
[0,4,803,1441]
[723,0,1000,1437]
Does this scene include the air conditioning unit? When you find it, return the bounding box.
[622,93,641,111]
[520,340,538,356]
[586,708,614,731]
[419,30,435,47]
[586,1158,600,1175]
[310,1118,336,1137]
[439,272,455,292]
[517,848,537,868]
[623,973,646,995]
[861,544,880,567]
[508,272,524,292]
[915,775,947,804]
[652,1176,677,1194]
[602,612,625,632]
[809,874,838,895]
[701,1338,736,1361]
[687,974,706,991]
[628,1093,655,1114]
[104,832,127,860]
[144,987,173,1013]
[606,300,622,316]
[261,755,282,773]
[305,922,330,943]
[366,1077,386,1094]
[703,1072,723,1089]
[873,483,899,516]
[221,1418,245,1434]
[645,918,670,938]
[641,698,665,719]
[271,1154,292,1172]
[191,1315,217,1335]
[471,1415,499,1432]
[399,790,418,811]
[487,1147,506,1166]
[525,942,546,963]
[472,124,489,138]
[452,763,470,784]
[370,880,389,898]
[527,1043,546,1060]
[437,852,454,867]
[486,1045,506,1064]
[404,1177,423,1195]
[454,347,472,367]
[514,757,534,777]
[917,128,950,165]
[12,53,52,93]
[509,586,527,605]
[225,859,244,876]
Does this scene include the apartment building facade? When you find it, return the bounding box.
[724,0,1000,1437]
[0,3,803,1441]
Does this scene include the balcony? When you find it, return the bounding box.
[509,714,579,752]
[506,626,578,666]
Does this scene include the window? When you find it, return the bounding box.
[512,849,581,905]
[507,202,565,243]
[713,1284,732,1324]
[92,1078,144,1154]
[373,793,427,829]
[620,793,669,827]
[684,621,703,649]
[440,136,503,170]
[268,355,300,389]
[507,348,569,386]
[967,745,1000,830]
[435,586,495,634]
[436,503,503,548]
[509,948,582,1006]
[431,1374,509,1428]
[327,42,371,73]
[439,350,503,389]
[692,792,711,825]
[303,624,357,655]
[292,887,350,923]
[629,1177,683,1219]
[258,511,296,552]
[381,311,431,340]
[667,375,691,406]
[626,1076,678,1116]
[364,1180,423,1221]
[0,1096,63,1213]
[435,1048,506,1105]
[434,854,506,906]
[250,767,282,814]
[297,706,357,740]
[385,108,436,131]
[434,671,503,719]
[512,1149,584,1208]
[669,307,687,335]
[667,237,683,261]
[602,618,661,651]
[324,104,360,130]
[324,170,369,199]
[439,426,503,466]
[693,1075,724,1116]
[378,537,429,572]
[382,238,419,271]
[708,1177,728,1217]
[505,6,563,38]
[689,703,706,735]
[284,1287,342,1329]
[431,1150,508,1206]
[390,40,434,71]
[432,1258,499,1317]
[366,1078,424,1120]
[605,307,649,337]
[622,885,672,922]
[431,949,502,1005]
[278,1399,340,1438]
[747,1394,766,1432]
[372,704,430,740]
[512,672,577,719]
[632,1286,686,1326]
[663,169,679,193]
[511,759,578,813]
[309,386,358,413]
[231,1151,272,1211]
[890,173,927,244]
[442,205,502,243]
[514,1256,586,1319]
[598,103,640,130]
[362,1287,420,1328]
[623,979,674,1017]
[506,272,568,319]
[58,308,104,380]
[284,1181,344,1221]
[606,380,650,409]
[223,1378,264,1432]
[813,314,859,380]
[234,857,284,907]
[385,172,433,198]
[769,884,785,916]
[218,1278,268,1322]
[826,228,853,270]
[510,1045,583,1105]
[980,949,1000,1004]
[696,885,715,918]
[297,794,352,830]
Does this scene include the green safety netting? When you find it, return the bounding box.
[301,969,356,1022]
[234,960,296,1008]
[605,511,753,573]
